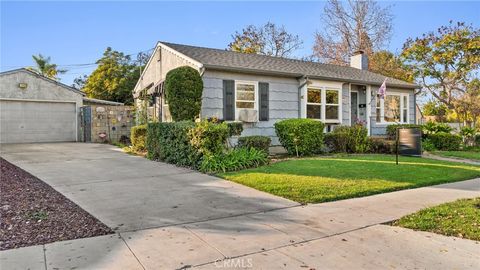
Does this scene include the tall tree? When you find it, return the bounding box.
[369,51,414,83]
[452,79,480,127]
[82,47,140,105]
[312,0,393,65]
[401,21,480,116]
[72,74,88,90]
[228,22,303,57]
[29,54,67,80]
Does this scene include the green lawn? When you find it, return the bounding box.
[219,155,480,204]
[393,197,480,241]
[433,150,480,161]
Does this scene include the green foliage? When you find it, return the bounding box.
[164,66,203,121]
[146,121,201,168]
[427,132,462,151]
[237,136,271,153]
[188,120,229,156]
[386,124,422,140]
[83,47,140,104]
[476,134,480,146]
[274,119,325,156]
[422,138,437,152]
[394,197,480,241]
[200,147,268,173]
[29,54,67,80]
[422,100,448,117]
[369,51,414,83]
[460,126,477,146]
[130,125,147,152]
[227,122,244,137]
[368,138,395,154]
[325,125,370,153]
[422,121,453,135]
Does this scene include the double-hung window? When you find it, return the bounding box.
[235,82,256,109]
[376,93,409,124]
[306,87,341,122]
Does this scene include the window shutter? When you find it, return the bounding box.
[223,80,235,121]
[259,82,269,121]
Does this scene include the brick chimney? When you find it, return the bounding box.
[350,50,368,70]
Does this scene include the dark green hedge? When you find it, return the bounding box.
[147,121,201,168]
[227,122,244,137]
[324,125,369,153]
[131,125,147,152]
[368,137,396,154]
[237,136,271,153]
[274,119,325,156]
[164,66,203,121]
[427,132,462,151]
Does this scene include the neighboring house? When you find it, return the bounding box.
[133,42,419,145]
[0,68,127,144]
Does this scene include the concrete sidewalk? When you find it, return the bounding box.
[2,178,479,270]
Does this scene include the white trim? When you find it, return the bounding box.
[305,86,342,123]
[234,80,258,121]
[375,92,410,126]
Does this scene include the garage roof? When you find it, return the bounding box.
[0,68,85,96]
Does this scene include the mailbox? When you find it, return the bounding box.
[398,128,422,157]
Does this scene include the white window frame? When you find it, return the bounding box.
[306,86,342,123]
[376,92,409,125]
[234,80,258,120]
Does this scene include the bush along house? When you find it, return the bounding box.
[133,41,419,145]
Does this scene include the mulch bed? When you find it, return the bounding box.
[0,158,113,250]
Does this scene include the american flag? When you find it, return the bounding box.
[378,78,387,99]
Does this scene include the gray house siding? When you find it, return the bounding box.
[202,70,299,145]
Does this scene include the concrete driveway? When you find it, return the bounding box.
[0,143,297,232]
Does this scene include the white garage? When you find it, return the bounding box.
[0,69,84,144]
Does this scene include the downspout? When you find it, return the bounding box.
[297,75,308,118]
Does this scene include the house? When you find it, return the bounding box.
[133,42,419,145]
[0,68,129,144]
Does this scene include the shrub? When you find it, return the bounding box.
[476,134,480,147]
[164,66,203,121]
[386,124,422,140]
[427,132,462,151]
[274,119,325,156]
[237,136,271,153]
[188,120,229,156]
[460,126,476,146]
[422,138,436,152]
[146,121,201,168]
[422,121,453,136]
[326,125,370,153]
[368,137,395,154]
[200,147,268,173]
[131,125,147,152]
[227,122,244,137]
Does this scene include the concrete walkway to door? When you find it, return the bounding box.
[1,143,479,269]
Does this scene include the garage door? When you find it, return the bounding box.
[0,100,77,143]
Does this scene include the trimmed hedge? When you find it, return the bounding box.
[131,125,147,152]
[274,119,325,156]
[427,132,462,151]
[368,137,395,154]
[325,125,369,153]
[164,66,203,121]
[237,136,271,153]
[386,124,422,140]
[147,121,201,168]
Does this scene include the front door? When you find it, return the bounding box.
[350,92,358,124]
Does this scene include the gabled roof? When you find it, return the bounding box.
[160,42,418,89]
[0,68,85,96]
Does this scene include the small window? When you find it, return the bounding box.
[236,83,255,109]
[325,89,340,120]
[307,88,322,119]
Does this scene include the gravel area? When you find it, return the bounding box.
[0,158,113,250]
